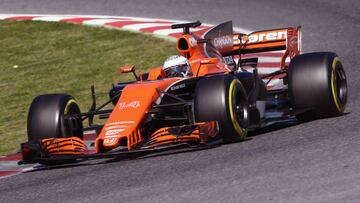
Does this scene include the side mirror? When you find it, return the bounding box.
[119,65,135,73]
[118,65,139,81]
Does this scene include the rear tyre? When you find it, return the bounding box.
[195,75,249,143]
[289,52,347,121]
[27,94,83,141]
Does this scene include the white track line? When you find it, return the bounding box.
[82,19,124,26]
[122,23,173,30]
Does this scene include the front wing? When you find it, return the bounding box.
[20,122,218,165]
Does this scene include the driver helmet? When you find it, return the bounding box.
[163,55,191,77]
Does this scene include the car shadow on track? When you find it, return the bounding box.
[21,144,223,173]
[247,112,350,138]
[248,118,300,137]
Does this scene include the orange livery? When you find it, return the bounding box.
[20,21,347,165]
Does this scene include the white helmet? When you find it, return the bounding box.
[163,55,191,77]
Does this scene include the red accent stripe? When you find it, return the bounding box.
[261,73,286,79]
[256,62,281,68]
[5,16,40,21]
[84,133,97,141]
[242,62,289,68]
[0,170,21,178]
[140,25,171,33]
[168,32,183,38]
[84,150,96,154]
[105,20,173,28]
[0,153,22,161]
[59,17,132,24]
[266,86,274,91]
[241,52,284,58]
[59,17,98,24]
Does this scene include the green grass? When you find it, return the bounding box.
[0,20,177,155]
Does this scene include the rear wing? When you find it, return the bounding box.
[172,21,301,70]
[232,27,301,69]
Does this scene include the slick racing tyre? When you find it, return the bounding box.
[27,94,83,141]
[289,52,347,121]
[194,74,249,143]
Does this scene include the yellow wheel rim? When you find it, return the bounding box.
[64,99,77,115]
[330,57,344,113]
[228,79,247,139]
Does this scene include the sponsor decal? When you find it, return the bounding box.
[223,56,235,65]
[118,101,140,110]
[289,36,298,48]
[245,31,287,43]
[188,37,197,47]
[104,135,122,138]
[233,35,241,45]
[105,125,130,130]
[105,129,125,136]
[212,35,233,49]
[170,83,186,91]
[106,121,135,126]
[103,137,118,145]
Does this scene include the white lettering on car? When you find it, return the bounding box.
[118,101,140,110]
[105,125,130,130]
[245,31,287,43]
[212,35,233,49]
[106,121,135,126]
[104,138,117,145]
[104,135,122,138]
[170,83,186,91]
[289,36,298,47]
[105,129,125,136]
[188,37,197,47]
[223,56,235,65]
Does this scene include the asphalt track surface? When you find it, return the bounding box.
[0,0,360,202]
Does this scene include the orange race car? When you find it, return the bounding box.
[20,21,347,165]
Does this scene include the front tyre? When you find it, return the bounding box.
[195,75,249,143]
[27,94,83,141]
[289,52,348,121]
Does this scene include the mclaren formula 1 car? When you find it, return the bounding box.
[20,21,347,165]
